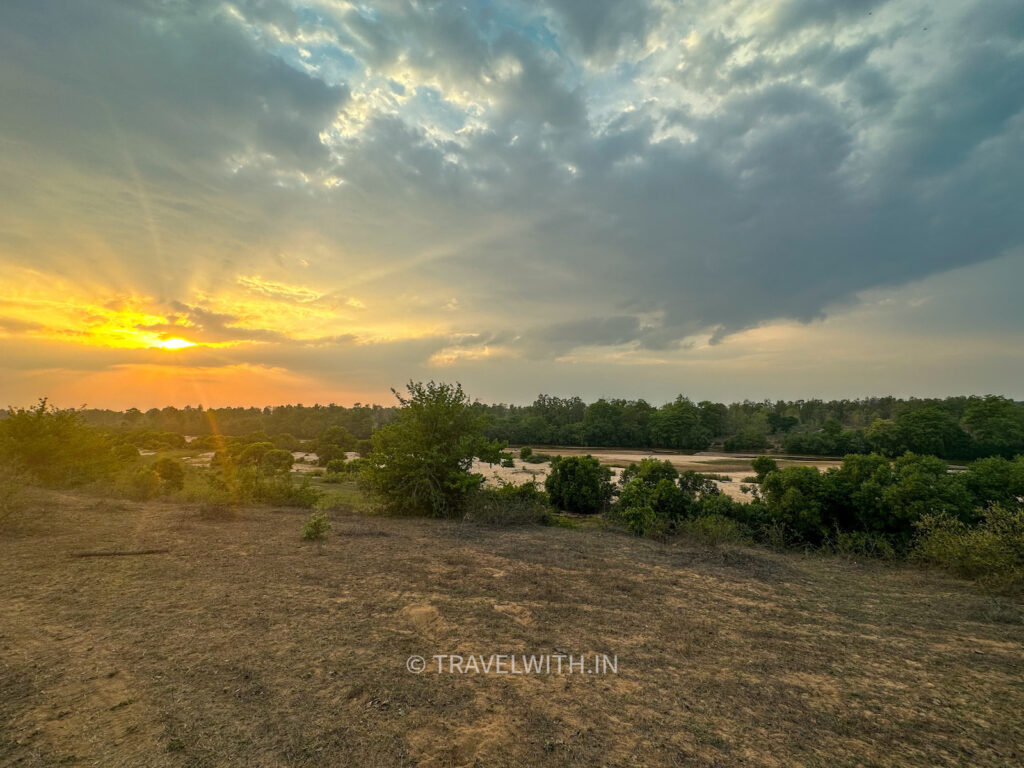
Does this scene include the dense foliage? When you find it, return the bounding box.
[359,381,505,517]
[0,400,121,487]
[544,455,614,514]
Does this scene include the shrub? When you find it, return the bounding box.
[314,426,356,466]
[831,530,899,560]
[500,457,515,468]
[325,458,347,474]
[253,477,321,508]
[129,468,162,500]
[912,506,1024,593]
[679,514,748,546]
[519,446,533,460]
[545,455,613,514]
[0,399,120,487]
[360,381,504,517]
[751,456,778,481]
[462,482,550,526]
[621,504,660,537]
[301,511,331,552]
[152,457,185,492]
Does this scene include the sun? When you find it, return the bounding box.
[155,337,196,350]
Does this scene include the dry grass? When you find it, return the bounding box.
[1,491,1022,767]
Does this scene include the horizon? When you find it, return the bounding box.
[2,1,1023,407]
[8,388,1021,415]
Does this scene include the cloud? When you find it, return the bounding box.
[0,0,1021,404]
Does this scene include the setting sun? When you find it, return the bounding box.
[155,338,195,350]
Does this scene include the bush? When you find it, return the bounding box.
[751,456,778,481]
[252,477,321,508]
[519,446,533,460]
[621,504,661,537]
[912,506,1024,593]
[360,381,504,517]
[545,455,613,514]
[152,457,185,492]
[679,514,748,546]
[522,451,554,465]
[325,458,347,474]
[0,399,120,487]
[830,530,899,560]
[301,512,331,552]
[462,482,551,526]
[500,457,515,468]
[129,468,162,500]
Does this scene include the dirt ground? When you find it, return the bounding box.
[2,493,1022,767]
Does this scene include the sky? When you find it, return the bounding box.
[0,0,1022,410]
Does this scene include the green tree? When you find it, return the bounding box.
[962,396,1024,458]
[545,455,613,514]
[0,399,119,487]
[360,381,504,517]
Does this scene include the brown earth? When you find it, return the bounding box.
[1,492,1022,767]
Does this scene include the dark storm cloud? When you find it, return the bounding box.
[0,0,1022,378]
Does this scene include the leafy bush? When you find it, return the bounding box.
[679,514,748,546]
[751,456,778,481]
[519,446,533,460]
[129,468,162,500]
[152,457,185,492]
[462,482,551,526]
[325,458,347,474]
[314,425,356,465]
[621,504,661,537]
[500,457,515,468]
[360,381,504,517]
[545,455,613,514]
[912,506,1024,593]
[0,399,120,487]
[301,512,331,552]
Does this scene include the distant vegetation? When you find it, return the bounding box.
[61,392,1024,461]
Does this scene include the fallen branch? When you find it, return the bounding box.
[71,548,170,558]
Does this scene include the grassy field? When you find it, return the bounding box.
[2,493,1022,767]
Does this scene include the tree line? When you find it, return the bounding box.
[56,393,1024,462]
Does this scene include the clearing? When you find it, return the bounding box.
[1,493,1021,767]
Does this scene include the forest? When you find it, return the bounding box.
[71,393,1024,462]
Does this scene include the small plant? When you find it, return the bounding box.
[500,457,515,468]
[301,511,331,552]
[519,446,533,460]
[325,458,347,474]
